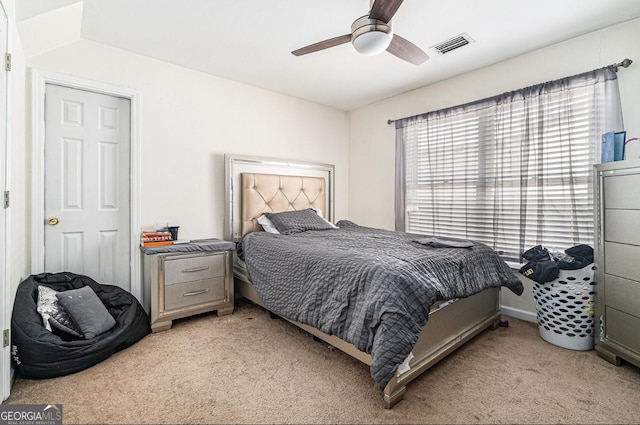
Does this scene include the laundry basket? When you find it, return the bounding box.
[533,264,596,350]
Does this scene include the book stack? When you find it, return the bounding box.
[140,231,173,247]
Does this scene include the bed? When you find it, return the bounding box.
[224,154,524,408]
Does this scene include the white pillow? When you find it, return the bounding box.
[257,214,280,234]
[311,208,338,229]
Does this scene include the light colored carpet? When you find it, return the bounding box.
[6,299,640,424]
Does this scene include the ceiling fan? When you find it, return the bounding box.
[291,0,428,65]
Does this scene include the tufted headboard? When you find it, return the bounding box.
[241,173,327,237]
[225,154,335,241]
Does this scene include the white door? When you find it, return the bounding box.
[0,0,9,403]
[44,84,131,291]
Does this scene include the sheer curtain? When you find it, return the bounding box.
[395,66,623,262]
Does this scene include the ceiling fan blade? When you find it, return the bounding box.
[292,34,352,56]
[368,0,404,23]
[386,34,429,65]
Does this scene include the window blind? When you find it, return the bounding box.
[397,67,623,263]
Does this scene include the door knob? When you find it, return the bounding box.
[47,217,59,225]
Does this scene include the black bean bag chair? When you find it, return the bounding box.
[11,272,150,379]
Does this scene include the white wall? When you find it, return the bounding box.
[26,40,350,242]
[7,0,28,307]
[348,18,640,319]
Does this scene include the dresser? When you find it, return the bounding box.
[594,159,640,368]
[141,240,235,332]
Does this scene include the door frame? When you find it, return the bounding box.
[31,70,142,300]
[0,0,10,403]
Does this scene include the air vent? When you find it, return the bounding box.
[430,33,474,55]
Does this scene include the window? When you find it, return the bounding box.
[396,67,623,263]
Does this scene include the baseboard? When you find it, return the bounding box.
[501,305,537,323]
[1,364,13,404]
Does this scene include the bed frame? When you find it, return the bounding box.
[224,154,502,408]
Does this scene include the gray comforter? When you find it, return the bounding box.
[240,221,523,390]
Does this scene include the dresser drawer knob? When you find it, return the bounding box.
[182,266,210,273]
[183,288,210,297]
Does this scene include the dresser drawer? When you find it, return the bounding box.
[604,274,640,316]
[164,277,226,311]
[604,242,640,281]
[604,209,640,245]
[605,306,640,354]
[604,174,640,209]
[163,253,225,285]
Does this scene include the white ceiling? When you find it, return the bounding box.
[16,0,78,21]
[18,0,640,110]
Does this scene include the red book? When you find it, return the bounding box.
[141,241,173,247]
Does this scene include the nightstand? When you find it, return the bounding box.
[141,239,235,332]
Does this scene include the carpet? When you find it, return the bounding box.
[6,299,640,424]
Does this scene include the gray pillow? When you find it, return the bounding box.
[264,208,335,235]
[36,285,82,336]
[56,286,116,339]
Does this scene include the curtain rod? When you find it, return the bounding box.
[613,57,633,71]
[387,57,633,125]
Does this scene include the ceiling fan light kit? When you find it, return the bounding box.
[291,0,428,65]
[351,16,393,56]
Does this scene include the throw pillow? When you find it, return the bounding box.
[56,285,116,339]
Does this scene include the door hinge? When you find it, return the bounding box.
[3,191,8,209]
[2,329,8,348]
[5,53,10,71]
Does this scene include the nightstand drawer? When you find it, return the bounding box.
[164,277,226,311]
[164,254,225,285]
